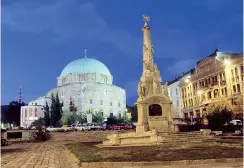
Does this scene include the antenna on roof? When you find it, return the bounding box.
[84,49,87,58]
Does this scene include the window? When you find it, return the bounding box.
[237,84,241,92]
[208,91,212,99]
[100,100,103,105]
[184,113,188,118]
[118,102,121,107]
[118,113,121,119]
[110,102,112,106]
[233,85,236,93]
[214,89,218,98]
[177,100,179,107]
[29,108,32,117]
[241,65,243,74]
[34,108,38,117]
[231,69,234,78]
[223,72,225,80]
[109,113,113,117]
[208,78,211,85]
[224,87,227,95]
[176,89,178,95]
[235,67,238,76]
[25,109,27,117]
[221,88,224,95]
[214,76,217,83]
[89,99,92,104]
[35,102,37,105]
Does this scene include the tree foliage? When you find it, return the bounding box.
[61,113,86,125]
[44,102,50,127]
[4,101,26,126]
[50,93,63,127]
[206,97,233,114]
[207,109,234,131]
[86,109,104,123]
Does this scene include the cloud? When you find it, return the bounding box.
[2,0,141,56]
[123,80,139,99]
[167,58,197,75]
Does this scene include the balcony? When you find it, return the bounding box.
[236,76,240,83]
[220,80,226,86]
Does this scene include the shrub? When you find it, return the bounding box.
[207,108,234,131]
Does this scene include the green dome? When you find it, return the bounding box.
[60,58,111,77]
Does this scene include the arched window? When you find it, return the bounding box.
[90,99,93,104]
[148,104,162,116]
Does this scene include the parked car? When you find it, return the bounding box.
[90,123,105,131]
[62,125,75,132]
[75,123,91,131]
[230,120,242,126]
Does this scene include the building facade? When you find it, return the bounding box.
[166,71,192,118]
[178,50,243,118]
[26,57,126,122]
[20,106,45,128]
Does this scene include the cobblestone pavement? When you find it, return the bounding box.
[1,132,243,168]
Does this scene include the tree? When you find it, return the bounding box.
[44,102,50,127]
[232,94,243,115]
[130,105,138,122]
[206,97,233,115]
[50,93,63,127]
[50,93,56,126]
[207,109,234,131]
[69,100,77,113]
[55,93,63,124]
[5,101,26,126]
[92,110,104,123]
[31,118,45,129]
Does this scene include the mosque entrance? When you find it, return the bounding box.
[148,104,162,116]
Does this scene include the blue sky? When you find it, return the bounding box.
[2,0,243,106]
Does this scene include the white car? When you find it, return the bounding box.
[230,120,242,126]
[75,124,91,131]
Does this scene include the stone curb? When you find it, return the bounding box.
[62,145,80,164]
[78,158,243,167]
[63,146,243,167]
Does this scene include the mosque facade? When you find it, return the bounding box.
[23,55,126,126]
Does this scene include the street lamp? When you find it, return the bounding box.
[197,90,203,95]
[224,59,231,66]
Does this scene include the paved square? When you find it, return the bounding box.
[1,132,243,168]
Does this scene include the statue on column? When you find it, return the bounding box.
[153,79,158,94]
[163,82,169,96]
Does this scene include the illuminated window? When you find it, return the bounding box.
[237,84,241,92]
[35,108,38,117]
[29,108,32,117]
[235,67,238,76]
[233,85,236,93]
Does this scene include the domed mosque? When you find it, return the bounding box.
[21,50,126,127]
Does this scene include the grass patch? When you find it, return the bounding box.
[65,142,243,162]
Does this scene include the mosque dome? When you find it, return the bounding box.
[60,58,111,77]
